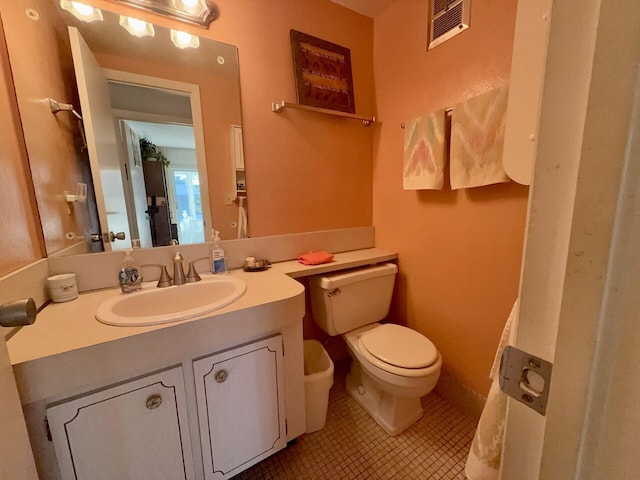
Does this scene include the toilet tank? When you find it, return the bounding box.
[309,263,398,336]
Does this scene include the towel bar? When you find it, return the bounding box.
[401,106,452,128]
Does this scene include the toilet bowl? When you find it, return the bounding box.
[309,263,442,436]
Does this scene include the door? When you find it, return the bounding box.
[193,336,286,480]
[500,0,640,478]
[46,366,196,480]
[68,27,130,251]
[0,336,38,479]
[120,122,152,248]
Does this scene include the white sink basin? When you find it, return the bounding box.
[96,275,247,326]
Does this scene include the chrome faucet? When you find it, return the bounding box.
[145,254,208,288]
[173,252,186,286]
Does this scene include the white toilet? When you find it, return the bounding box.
[309,263,442,436]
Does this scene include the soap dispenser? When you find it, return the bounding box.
[119,249,143,293]
[210,229,227,274]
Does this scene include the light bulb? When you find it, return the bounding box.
[60,0,103,22]
[119,16,155,38]
[70,1,93,16]
[171,0,205,13]
[128,17,147,33]
[170,29,200,49]
[175,31,191,45]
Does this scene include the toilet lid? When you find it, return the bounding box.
[360,324,438,369]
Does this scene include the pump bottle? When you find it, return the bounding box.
[210,230,227,274]
[119,249,142,293]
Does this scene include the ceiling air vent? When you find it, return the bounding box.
[428,0,470,50]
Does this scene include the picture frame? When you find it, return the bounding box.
[290,29,355,114]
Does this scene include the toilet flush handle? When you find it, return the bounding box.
[327,288,341,297]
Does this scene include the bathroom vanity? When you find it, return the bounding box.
[9,269,306,480]
[7,247,397,480]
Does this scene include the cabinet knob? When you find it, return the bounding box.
[146,394,163,409]
[214,370,228,383]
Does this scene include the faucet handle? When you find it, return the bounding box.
[142,264,173,288]
[186,257,210,283]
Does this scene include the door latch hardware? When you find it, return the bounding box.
[499,346,553,415]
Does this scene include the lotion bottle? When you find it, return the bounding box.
[210,230,227,274]
[118,249,143,293]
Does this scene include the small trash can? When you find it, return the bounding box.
[303,340,334,433]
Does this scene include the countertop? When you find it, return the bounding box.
[8,269,302,366]
[270,248,397,277]
[8,248,397,367]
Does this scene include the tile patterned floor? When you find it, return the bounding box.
[233,361,477,479]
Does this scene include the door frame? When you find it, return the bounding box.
[103,69,213,236]
[501,0,640,478]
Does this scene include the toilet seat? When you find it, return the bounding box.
[358,324,440,378]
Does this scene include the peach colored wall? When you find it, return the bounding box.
[373,0,528,396]
[88,0,375,238]
[233,0,375,237]
[223,0,374,237]
[1,0,91,255]
[0,16,44,276]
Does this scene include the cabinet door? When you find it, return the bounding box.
[194,336,286,480]
[46,366,195,480]
[230,125,244,170]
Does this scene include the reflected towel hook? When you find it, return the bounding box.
[49,98,83,121]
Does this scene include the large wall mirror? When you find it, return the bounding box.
[4,0,248,257]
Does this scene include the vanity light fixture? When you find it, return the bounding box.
[59,0,103,22]
[170,29,200,49]
[107,0,218,28]
[119,15,155,37]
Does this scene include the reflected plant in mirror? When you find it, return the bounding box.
[2,0,248,257]
[139,136,169,166]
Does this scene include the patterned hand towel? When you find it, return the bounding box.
[403,110,447,190]
[450,86,510,189]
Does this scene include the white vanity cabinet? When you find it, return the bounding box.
[12,269,308,480]
[43,335,290,480]
[193,335,286,480]
[45,366,196,480]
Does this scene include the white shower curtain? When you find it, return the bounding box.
[465,299,519,480]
